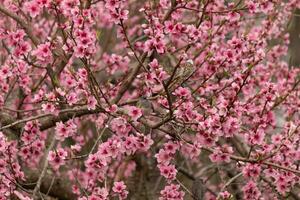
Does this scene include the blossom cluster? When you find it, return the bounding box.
[0,0,300,199]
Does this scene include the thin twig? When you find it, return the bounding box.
[219,172,243,193]
[32,134,56,199]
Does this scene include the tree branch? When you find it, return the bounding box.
[32,134,57,199]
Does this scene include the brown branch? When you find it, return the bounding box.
[201,147,300,176]
[40,107,103,131]
[270,77,300,110]
[32,134,57,199]
[120,20,149,73]
[0,107,103,132]
[112,53,147,104]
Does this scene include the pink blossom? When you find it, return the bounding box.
[0,65,12,78]
[0,132,7,152]
[164,142,179,154]
[24,1,42,18]
[87,96,97,110]
[32,42,52,64]
[0,0,299,199]
[219,191,232,199]
[126,106,143,121]
[136,133,154,152]
[112,181,128,199]
[48,148,68,170]
[155,149,172,164]
[158,164,177,180]
[243,181,261,200]
[41,103,56,113]
[159,184,184,200]
[110,117,131,136]
[13,42,32,56]
[173,87,191,99]
[55,120,77,141]
[112,181,126,193]
[242,163,261,179]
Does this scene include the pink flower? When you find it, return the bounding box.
[41,103,56,113]
[119,9,129,21]
[124,135,138,154]
[112,181,126,193]
[159,184,184,200]
[243,181,261,200]
[48,148,68,170]
[87,96,97,110]
[32,42,52,64]
[246,129,265,145]
[66,92,78,106]
[242,163,261,179]
[219,191,232,199]
[173,87,191,99]
[271,134,283,145]
[90,187,109,200]
[0,132,7,152]
[246,1,259,13]
[55,120,77,141]
[105,0,119,10]
[209,150,231,163]
[24,1,42,18]
[13,42,32,56]
[112,181,128,199]
[61,0,79,13]
[158,164,177,180]
[136,133,154,152]
[155,149,172,164]
[164,142,178,154]
[74,45,86,58]
[149,59,159,70]
[126,106,143,121]
[37,0,51,7]
[85,153,108,170]
[78,68,88,79]
[0,0,299,199]
[0,65,12,78]
[110,117,131,136]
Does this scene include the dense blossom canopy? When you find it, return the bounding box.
[0,0,300,199]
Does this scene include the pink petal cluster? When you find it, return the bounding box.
[0,0,300,199]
